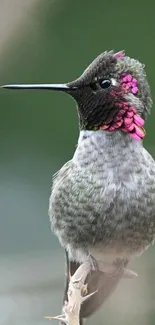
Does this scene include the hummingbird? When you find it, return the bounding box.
[2,50,155,323]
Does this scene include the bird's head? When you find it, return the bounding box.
[67,50,152,140]
[2,50,152,141]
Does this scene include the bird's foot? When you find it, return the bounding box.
[114,257,129,268]
[110,258,129,278]
[86,253,99,272]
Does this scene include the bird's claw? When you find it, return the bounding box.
[86,254,99,272]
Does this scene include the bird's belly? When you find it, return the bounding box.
[51,171,155,260]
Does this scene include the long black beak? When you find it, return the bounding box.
[1,83,77,91]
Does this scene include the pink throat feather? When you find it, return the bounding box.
[99,103,145,141]
[120,73,139,95]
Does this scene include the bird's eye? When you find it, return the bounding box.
[99,79,111,89]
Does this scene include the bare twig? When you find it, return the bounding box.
[45,260,138,325]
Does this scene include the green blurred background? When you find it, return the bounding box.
[0,0,155,324]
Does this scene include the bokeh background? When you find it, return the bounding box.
[0,0,155,324]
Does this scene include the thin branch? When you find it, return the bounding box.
[45,260,138,325]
